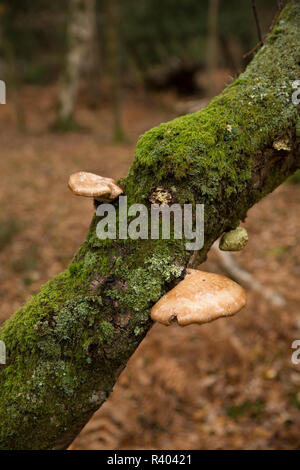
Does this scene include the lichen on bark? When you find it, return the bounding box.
[0,1,300,450]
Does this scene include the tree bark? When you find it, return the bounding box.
[56,0,98,127]
[0,1,299,450]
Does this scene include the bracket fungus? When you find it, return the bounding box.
[151,268,246,326]
[68,171,123,201]
[219,226,248,252]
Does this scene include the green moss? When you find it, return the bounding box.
[296,118,300,138]
[0,1,300,449]
[106,245,185,313]
[124,1,300,223]
[288,169,300,185]
[100,321,115,344]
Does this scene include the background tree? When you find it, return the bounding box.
[56,0,98,130]
[106,0,124,141]
[0,4,26,131]
[0,0,299,450]
[206,0,220,97]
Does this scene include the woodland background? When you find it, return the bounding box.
[0,0,300,449]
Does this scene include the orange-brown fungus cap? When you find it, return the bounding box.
[151,268,246,326]
[68,171,123,201]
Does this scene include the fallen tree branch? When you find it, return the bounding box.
[211,242,286,307]
[0,1,299,450]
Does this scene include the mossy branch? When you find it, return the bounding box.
[1,1,300,450]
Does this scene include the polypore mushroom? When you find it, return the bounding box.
[151,268,246,326]
[68,171,123,201]
[219,226,248,251]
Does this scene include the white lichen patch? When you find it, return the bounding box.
[89,391,106,405]
[149,187,172,205]
[273,136,292,152]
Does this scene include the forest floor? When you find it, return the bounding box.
[0,83,299,450]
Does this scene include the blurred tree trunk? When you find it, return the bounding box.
[0,9,26,132]
[4,42,26,132]
[56,0,98,129]
[106,0,125,141]
[206,0,220,96]
[84,1,101,109]
[0,0,299,450]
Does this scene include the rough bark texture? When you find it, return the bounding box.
[0,1,300,450]
[57,0,97,126]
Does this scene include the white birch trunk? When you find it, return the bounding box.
[57,0,97,124]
